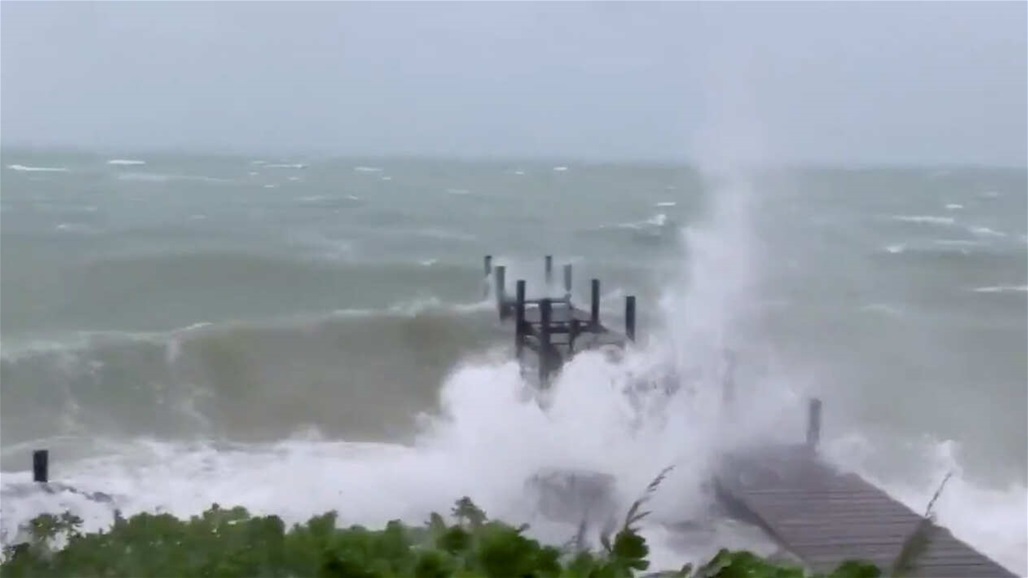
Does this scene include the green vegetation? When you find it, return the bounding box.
[0,498,882,578]
[3,466,951,577]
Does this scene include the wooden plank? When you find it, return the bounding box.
[523,305,593,325]
[717,446,1017,578]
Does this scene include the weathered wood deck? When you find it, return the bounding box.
[716,445,1017,577]
[485,255,635,384]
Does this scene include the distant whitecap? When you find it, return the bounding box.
[7,164,68,172]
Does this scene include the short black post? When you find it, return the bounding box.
[515,280,527,359]
[806,398,823,450]
[33,449,49,483]
[624,296,636,342]
[539,298,552,385]
[568,318,579,354]
[494,265,507,319]
[483,255,493,298]
[563,264,573,301]
[544,255,553,285]
[590,279,600,328]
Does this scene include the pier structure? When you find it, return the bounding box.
[484,255,635,386]
[483,254,1016,577]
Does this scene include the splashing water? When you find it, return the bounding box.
[0,162,793,567]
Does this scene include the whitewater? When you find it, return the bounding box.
[1,151,1025,574]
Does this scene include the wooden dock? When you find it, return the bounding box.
[715,402,1017,577]
[484,255,1015,576]
[484,255,635,385]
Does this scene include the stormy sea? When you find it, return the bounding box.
[1,151,1025,573]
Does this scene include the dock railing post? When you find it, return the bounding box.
[33,449,49,483]
[545,255,553,286]
[483,255,493,298]
[515,280,527,359]
[539,298,552,386]
[563,264,572,302]
[806,398,823,450]
[625,296,636,342]
[494,265,507,319]
[590,279,600,329]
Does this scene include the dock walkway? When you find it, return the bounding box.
[716,444,1016,577]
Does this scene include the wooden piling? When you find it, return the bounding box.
[494,265,507,318]
[545,255,553,285]
[539,298,553,385]
[515,280,527,359]
[568,318,580,354]
[590,279,600,328]
[483,255,493,298]
[33,449,48,483]
[563,264,572,299]
[625,296,636,342]
[806,398,822,449]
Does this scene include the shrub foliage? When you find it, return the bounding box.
[0,496,882,578]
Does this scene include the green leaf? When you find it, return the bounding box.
[610,529,649,570]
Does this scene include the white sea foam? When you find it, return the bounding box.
[354,166,383,173]
[265,163,307,169]
[891,215,956,226]
[656,201,677,207]
[6,164,68,172]
[945,203,964,210]
[553,166,569,172]
[972,285,1028,294]
[106,159,146,166]
[117,172,231,184]
[968,226,1007,238]
[55,223,98,235]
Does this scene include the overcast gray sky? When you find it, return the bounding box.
[2,1,1025,166]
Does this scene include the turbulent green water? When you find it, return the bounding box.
[1,150,1025,572]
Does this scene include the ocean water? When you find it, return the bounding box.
[0,151,1025,573]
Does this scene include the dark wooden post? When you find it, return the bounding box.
[806,398,823,450]
[545,255,553,285]
[483,255,493,298]
[494,265,507,319]
[625,296,636,342]
[539,298,552,385]
[515,280,527,359]
[563,264,572,301]
[33,449,49,483]
[590,279,600,328]
[568,318,579,354]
